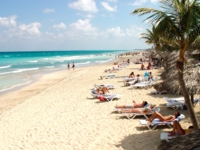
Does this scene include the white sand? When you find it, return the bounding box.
[0,53,198,150]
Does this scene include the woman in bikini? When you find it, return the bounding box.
[168,121,193,136]
[120,104,155,113]
[147,111,180,123]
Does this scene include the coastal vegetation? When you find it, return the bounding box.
[132,0,200,129]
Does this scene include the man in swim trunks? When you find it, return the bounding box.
[120,104,156,113]
[115,100,148,109]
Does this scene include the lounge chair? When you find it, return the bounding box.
[119,106,160,119]
[112,67,121,71]
[94,84,115,90]
[150,89,167,95]
[98,94,122,102]
[139,114,185,130]
[114,103,150,113]
[131,76,159,89]
[163,97,185,102]
[125,79,137,86]
[100,74,115,79]
[91,90,110,98]
[123,78,136,86]
[160,132,177,142]
[166,98,199,110]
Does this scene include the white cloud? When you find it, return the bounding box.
[106,27,125,37]
[125,25,145,37]
[150,0,159,3]
[0,15,17,27]
[43,8,55,14]
[76,13,94,19]
[107,0,118,2]
[68,0,98,12]
[129,0,158,6]
[53,23,66,30]
[101,2,117,12]
[130,0,147,6]
[19,22,41,35]
[69,19,97,32]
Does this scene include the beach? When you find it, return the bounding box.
[0,52,197,150]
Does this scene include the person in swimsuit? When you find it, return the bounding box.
[148,72,153,81]
[96,86,109,94]
[129,72,135,78]
[147,111,180,123]
[168,121,193,136]
[115,100,148,109]
[67,63,70,70]
[120,104,155,113]
[72,62,75,70]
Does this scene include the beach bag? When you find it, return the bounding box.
[183,105,187,110]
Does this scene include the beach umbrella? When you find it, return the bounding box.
[154,51,200,95]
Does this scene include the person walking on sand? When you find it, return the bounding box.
[67,63,70,70]
[72,62,75,70]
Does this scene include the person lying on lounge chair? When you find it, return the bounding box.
[115,100,148,109]
[147,111,180,123]
[104,69,116,73]
[168,121,194,136]
[132,74,142,85]
[129,72,135,78]
[120,104,155,113]
[96,86,109,94]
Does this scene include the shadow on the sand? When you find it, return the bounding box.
[86,97,96,100]
[115,130,161,150]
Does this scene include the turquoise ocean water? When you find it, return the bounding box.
[0,50,128,94]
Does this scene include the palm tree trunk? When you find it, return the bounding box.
[190,89,194,106]
[176,60,199,130]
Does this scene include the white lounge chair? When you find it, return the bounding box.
[131,76,159,89]
[166,98,199,110]
[94,84,115,90]
[150,89,167,95]
[122,107,160,119]
[123,78,136,86]
[160,132,177,142]
[163,97,185,102]
[139,114,185,130]
[114,103,150,113]
[91,90,111,98]
[98,94,122,102]
[100,74,115,79]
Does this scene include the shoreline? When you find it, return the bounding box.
[0,52,194,149]
[0,49,125,95]
[0,57,116,96]
[0,53,128,114]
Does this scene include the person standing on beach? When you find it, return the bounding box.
[72,62,75,70]
[67,63,70,70]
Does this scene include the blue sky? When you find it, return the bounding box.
[0,0,159,51]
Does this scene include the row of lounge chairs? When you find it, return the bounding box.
[113,96,199,142]
[95,68,199,142]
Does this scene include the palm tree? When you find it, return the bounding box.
[141,25,176,69]
[141,27,166,69]
[132,0,200,129]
